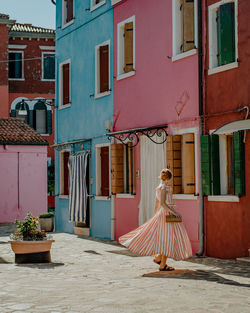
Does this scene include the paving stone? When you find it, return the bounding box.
[0,232,249,313]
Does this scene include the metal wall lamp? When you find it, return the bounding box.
[106,125,168,148]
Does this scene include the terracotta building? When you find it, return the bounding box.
[201,0,250,258]
[0,13,56,208]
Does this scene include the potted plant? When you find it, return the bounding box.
[9,213,54,264]
[39,212,54,232]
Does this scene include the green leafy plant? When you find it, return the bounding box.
[10,213,48,241]
[39,212,54,218]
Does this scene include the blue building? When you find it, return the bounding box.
[54,0,114,239]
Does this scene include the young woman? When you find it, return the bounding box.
[119,168,192,271]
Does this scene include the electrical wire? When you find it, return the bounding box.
[0,55,56,63]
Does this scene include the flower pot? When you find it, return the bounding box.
[39,217,54,232]
[9,240,55,264]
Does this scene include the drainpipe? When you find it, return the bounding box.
[196,0,205,257]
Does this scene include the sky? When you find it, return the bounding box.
[0,0,56,29]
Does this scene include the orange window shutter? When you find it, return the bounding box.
[99,45,109,93]
[182,133,195,194]
[124,22,133,73]
[111,144,124,194]
[166,136,182,194]
[183,0,195,52]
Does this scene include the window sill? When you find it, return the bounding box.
[95,196,111,201]
[208,195,240,202]
[111,0,122,5]
[172,49,197,62]
[40,133,50,136]
[95,90,111,99]
[8,78,25,81]
[59,195,69,199]
[208,62,238,75]
[61,19,74,30]
[41,78,55,82]
[173,194,198,200]
[117,70,135,81]
[90,1,106,12]
[59,103,71,110]
[116,194,135,199]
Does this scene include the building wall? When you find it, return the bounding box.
[8,37,55,94]
[0,145,47,223]
[0,24,9,117]
[113,0,200,252]
[204,0,250,258]
[55,0,114,237]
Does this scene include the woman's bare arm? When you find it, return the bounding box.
[154,197,160,215]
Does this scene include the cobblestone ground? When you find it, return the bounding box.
[0,227,249,313]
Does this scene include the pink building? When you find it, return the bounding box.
[0,118,48,223]
[110,0,201,254]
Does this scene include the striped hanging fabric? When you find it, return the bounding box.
[68,151,89,222]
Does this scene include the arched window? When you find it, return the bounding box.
[33,101,47,134]
[13,101,29,124]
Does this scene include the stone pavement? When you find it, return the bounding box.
[0,229,249,313]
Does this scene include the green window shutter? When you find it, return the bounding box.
[200,135,211,196]
[217,2,235,66]
[47,110,52,134]
[233,131,245,196]
[211,135,220,195]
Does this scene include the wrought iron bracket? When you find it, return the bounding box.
[106,125,168,148]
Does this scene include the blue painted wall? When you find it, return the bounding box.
[55,0,113,238]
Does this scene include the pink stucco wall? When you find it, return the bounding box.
[0,145,47,223]
[113,0,200,253]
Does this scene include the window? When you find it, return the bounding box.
[95,41,110,98]
[33,101,53,134]
[111,143,134,195]
[8,51,23,79]
[166,133,196,194]
[96,145,110,197]
[90,0,106,11]
[42,53,55,80]
[62,0,74,27]
[59,60,71,107]
[60,151,70,196]
[208,0,237,73]
[201,131,245,196]
[14,101,29,124]
[172,0,196,59]
[117,16,135,80]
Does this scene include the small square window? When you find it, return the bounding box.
[90,0,106,11]
[95,41,110,97]
[9,51,23,79]
[62,0,74,26]
[42,53,55,80]
[208,1,237,71]
[59,60,71,107]
[117,16,135,80]
[172,0,196,58]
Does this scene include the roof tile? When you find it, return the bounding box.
[0,118,49,145]
[10,23,55,34]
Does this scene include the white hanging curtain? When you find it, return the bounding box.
[138,135,166,225]
[68,152,89,222]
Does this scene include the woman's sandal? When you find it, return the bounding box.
[159,265,175,271]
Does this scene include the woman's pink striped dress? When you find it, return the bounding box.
[119,184,192,260]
